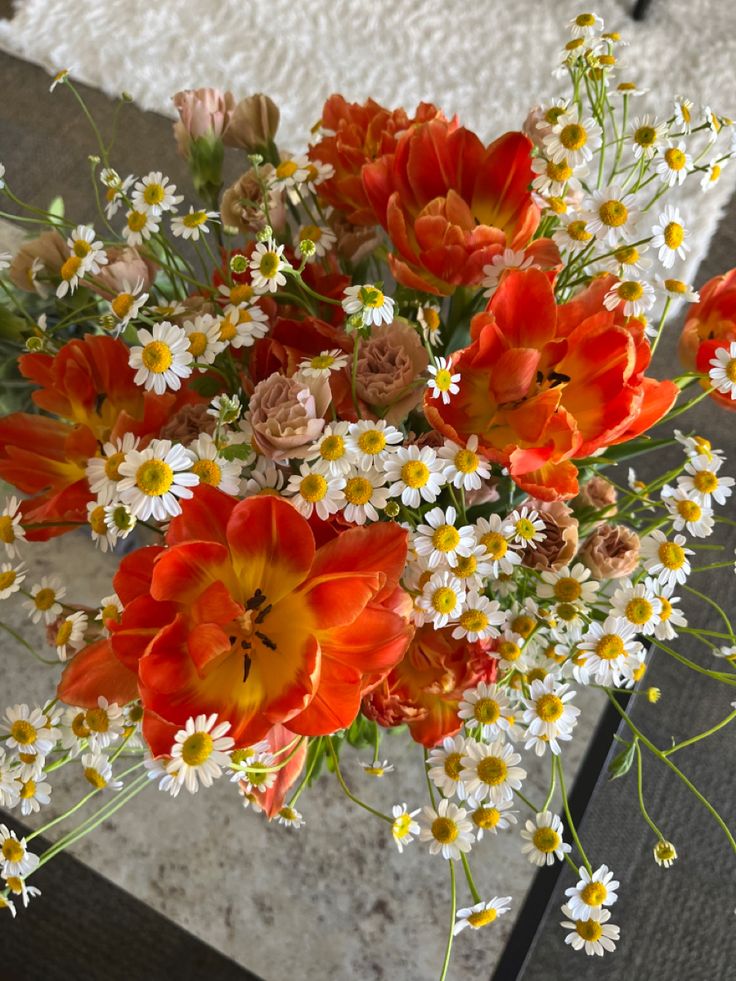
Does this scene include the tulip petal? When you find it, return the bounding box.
[58,639,138,708]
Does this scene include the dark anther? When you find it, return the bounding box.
[240,639,251,651]
[255,630,277,651]
[229,635,237,644]
[547,371,571,386]
[243,656,251,683]
[254,603,273,624]
[246,589,267,611]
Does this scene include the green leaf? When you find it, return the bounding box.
[220,442,253,462]
[608,740,636,780]
[188,373,222,397]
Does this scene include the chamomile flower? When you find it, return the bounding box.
[54,610,88,662]
[461,739,527,804]
[0,826,39,879]
[414,506,475,569]
[437,435,492,491]
[419,798,475,860]
[467,797,518,839]
[286,464,345,520]
[249,239,288,293]
[585,186,640,247]
[657,277,700,303]
[108,277,148,329]
[219,304,270,349]
[417,304,442,345]
[56,253,85,298]
[561,906,620,956]
[297,223,336,258]
[188,433,241,495]
[522,676,580,756]
[23,576,65,624]
[603,278,655,318]
[298,349,349,378]
[0,753,20,808]
[427,357,461,404]
[609,580,662,634]
[454,897,512,935]
[553,216,593,252]
[458,682,511,738]
[653,839,678,868]
[473,515,521,577]
[183,314,227,366]
[359,759,394,777]
[544,113,601,167]
[306,423,355,477]
[653,585,688,641]
[538,563,599,607]
[0,497,26,559]
[67,224,107,275]
[391,804,421,853]
[167,714,235,793]
[427,735,469,798]
[237,752,277,795]
[565,865,619,921]
[342,284,395,327]
[628,115,667,160]
[83,697,125,751]
[241,457,286,497]
[452,593,506,644]
[508,506,546,549]
[568,11,603,37]
[3,876,41,909]
[496,630,527,672]
[144,754,182,797]
[272,154,311,188]
[132,172,182,216]
[346,419,403,471]
[2,705,55,757]
[0,562,25,601]
[383,445,445,508]
[700,156,728,192]
[101,171,134,219]
[640,530,693,587]
[651,206,690,268]
[601,242,652,276]
[16,777,51,816]
[662,486,714,537]
[171,207,218,241]
[104,501,137,540]
[520,812,572,866]
[276,806,305,829]
[129,321,193,394]
[577,618,643,686]
[0,896,16,918]
[481,248,535,296]
[673,96,694,133]
[416,571,465,629]
[122,208,160,246]
[708,342,736,401]
[656,141,692,187]
[81,752,123,792]
[340,472,390,525]
[117,439,199,521]
[678,454,734,506]
[673,430,723,462]
[86,432,140,505]
[217,280,256,315]
[96,593,123,628]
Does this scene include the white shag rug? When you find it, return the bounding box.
[2,0,736,290]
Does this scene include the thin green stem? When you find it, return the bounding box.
[662,708,736,757]
[438,859,456,981]
[556,755,591,873]
[460,852,482,904]
[634,740,664,840]
[327,739,392,823]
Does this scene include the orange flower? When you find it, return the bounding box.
[309,95,449,225]
[58,486,413,751]
[425,269,679,500]
[363,624,496,748]
[0,335,196,538]
[679,268,736,411]
[361,120,542,294]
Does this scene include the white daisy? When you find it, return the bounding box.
[458,682,511,739]
[171,207,218,241]
[585,186,640,246]
[653,584,688,641]
[651,206,690,269]
[108,277,148,329]
[101,171,134,219]
[553,215,594,253]
[56,252,86,298]
[129,320,193,394]
[414,506,475,569]
[67,224,107,275]
[522,676,580,756]
[53,610,88,662]
[452,593,505,643]
[419,798,475,860]
[16,777,52,817]
[0,497,26,558]
[416,570,465,629]
[538,563,599,607]
[656,141,692,187]
[272,154,311,188]
[417,304,442,346]
[427,734,469,799]
[467,797,518,839]
[0,562,25,601]
[565,864,619,921]
[286,464,345,520]
[561,905,620,956]
[653,839,678,868]
[460,738,527,804]
[275,805,305,829]
[437,435,492,491]
[508,506,546,549]
[131,171,182,216]
[520,811,572,866]
[544,113,601,167]
[2,705,55,757]
[708,342,736,401]
[383,444,445,508]
[298,348,349,379]
[454,897,512,935]
[678,454,734,506]
[600,242,652,277]
[81,751,123,792]
[628,115,667,160]
[673,96,694,133]
[473,514,521,577]
[359,759,394,777]
[481,248,535,297]
[568,11,603,37]
[0,826,39,879]
[307,422,356,477]
[86,432,140,506]
[661,485,715,537]
[249,239,289,293]
[603,278,656,318]
[122,209,160,247]
[297,223,337,258]
[83,697,125,752]
[216,280,257,316]
[342,284,395,327]
[391,803,421,853]
[640,530,693,587]
[188,433,242,495]
[340,472,390,525]
[346,419,403,471]
[166,714,235,793]
[427,357,461,404]
[23,576,66,625]
[183,314,227,366]
[117,439,199,521]
[673,430,725,463]
[3,876,41,909]
[609,579,662,635]
[700,156,728,192]
[218,304,270,349]
[657,277,700,304]
[104,501,137,540]
[577,617,643,686]
[96,593,123,628]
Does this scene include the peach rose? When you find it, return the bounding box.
[223,94,280,152]
[574,475,618,522]
[172,88,235,158]
[9,230,68,295]
[247,372,331,460]
[354,319,428,424]
[579,523,640,579]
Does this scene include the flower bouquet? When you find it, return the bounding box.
[0,9,735,971]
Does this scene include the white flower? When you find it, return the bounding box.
[600,242,652,276]
[96,593,123,628]
[460,739,527,804]
[286,464,345,520]
[521,676,580,756]
[584,186,640,246]
[701,156,728,192]
[241,457,285,497]
[167,714,235,793]
[3,877,41,909]
[538,563,599,607]
[640,530,693,587]
[102,172,134,219]
[603,278,655,318]
[272,154,311,188]
[249,239,288,293]
[23,576,66,625]
[656,141,692,187]
[383,444,445,508]
[416,570,465,629]
[453,897,512,934]
[673,430,725,463]
[342,284,395,327]
[577,617,643,686]
[473,514,521,577]
[0,825,39,879]
[67,224,107,275]
[565,865,619,921]
[391,803,420,853]
[482,248,534,297]
[561,905,620,956]
[467,797,518,839]
[275,805,305,829]
[298,349,349,379]
[83,697,125,752]
[340,472,390,525]
[417,304,442,346]
[86,432,140,505]
[188,433,242,495]
[568,11,603,37]
[17,777,51,816]
[307,422,356,477]
[661,485,715,538]
[414,506,475,569]
[508,506,546,548]
[419,798,475,860]
[609,579,662,635]
[80,751,123,792]
[171,207,218,241]
[657,277,700,304]
[427,734,469,799]
[359,759,394,777]
[122,209,160,246]
[452,592,505,643]
[53,610,88,661]
[108,278,148,329]
[297,222,337,258]
[131,171,182,216]
[236,752,277,795]
[673,96,694,133]
[0,562,25,601]
[104,502,137,540]
[652,584,688,641]
[653,839,678,868]
[437,435,492,491]
[143,754,182,797]
[708,342,736,401]
[678,454,734,506]
[651,206,690,269]
[458,682,511,738]
[219,304,270,349]
[544,112,601,168]
[427,357,461,404]
[217,280,257,315]
[0,497,27,558]
[553,215,594,252]
[520,812,571,866]
[117,439,199,521]
[183,314,227,366]
[628,115,667,160]
[346,419,403,472]
[129,320,192,394]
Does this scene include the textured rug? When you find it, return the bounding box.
[2,0,736,291]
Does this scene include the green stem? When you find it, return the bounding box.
[634,740,664,840]
[460,852,482,904]
[556,755,591,873]
[662,708,736,757]
[327,739,392,823]
[438,859,456,981]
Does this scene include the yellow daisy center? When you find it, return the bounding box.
[472,806,500,830]
[580,881,608,906]
[454,554,478,579]
[634,125,657,147]
[143,183,165,206]
[230,283,254,305]
[311,354,336,370]
[73,239,92,258]
[135,459,174,496]
[127,211,148,232]
[101,603,120,622]
[421,307,440,331]
[544,106,566,126]
[0,570,17,591]
[693,470,718,493]
[515,518,538,541]
[511,614,536,638]
[88,505,107,535]
[625,597,653,625]
[55,620,74,647]
[473,696,500,724]
[617,281,643,301]
[498,639,521,661]
[112,294,136,320]
[344,477,373,506]
[433,368,454,392]
[547,159,573,181]
[192,459,222,487]
[443,752,464,780]
[400,460,430,489]
[431,586,459,614]
[103,452,126,482]
[476,755,507,786]
[187,332,208,358]
[596,634,625,660]
[431,816,458,844]
[85,707,109,733]
[533,826,561,852]
[480,531,508,560]
[576,12,596,26]
[567,219,591,241]
[468,908,498,928]
[258,252,280,278]
[60,255,82,281]
[84,767,108,790]
[276,160,299,180]
[598,199,628,227]
[357,429,386,455]
[320,434,345,460]
[663,222,684,249]
[553,577,582,602]
[141,340,173,373]
[614,245,639,264]
[460,609,490,634]
[725,358,736,382]
[393,813,413,839]
[664,147,686,171]
[10,720,36,745]
[676,499,701,521]
[432,524,460,553]
[300,224,322,242]
[658,541,686,570]
[2,839,24,863]
[181,731,214,766]
[536,693,564,722]
[33,588,57,611]
[576,919,603,942]
[358,285,385,309]
[559,123,587,151]
[219,318,237,342]
[299,473,328,502]
[0,515,16,543]
[183,210,207,228]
